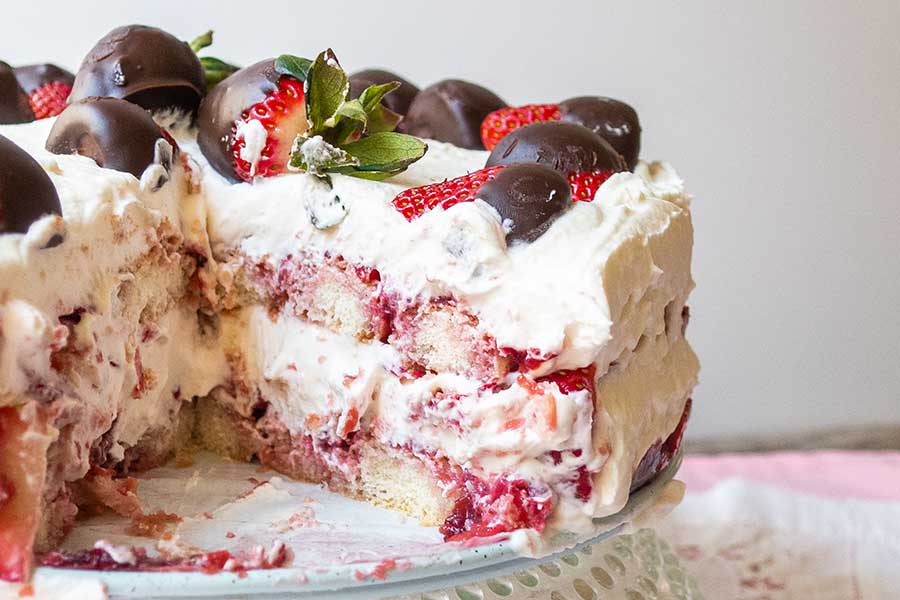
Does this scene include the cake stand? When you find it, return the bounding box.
[28,453,701,599]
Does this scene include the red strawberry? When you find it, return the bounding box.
[393,165,617,222]
[568,169,616,202]
[232,76,307,182]
[392,165,504,220]
[197,59,313,183]
[539,365,596,396]
[481,103,560,150]
[28,81,71,119]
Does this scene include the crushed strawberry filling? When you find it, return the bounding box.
[39,545,287,574]
[548,449,593,502]
[500,347,558,373]
[438,471,553,543]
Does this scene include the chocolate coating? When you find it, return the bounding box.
[46,97,167,178]
[401,79,505,149]
[349,69,419,116]
[14,63,75,94]
[478,163,571,244]
[559,96,641,170]
[0,62,34,124]
[197,58,280,182]
[486,121,627,175]
[69,25,205,112]
[0,134,61,237]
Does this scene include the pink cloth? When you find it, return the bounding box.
[679,450,900,501]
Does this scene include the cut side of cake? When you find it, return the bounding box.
[190,137,697,543]
[0,26,699,582]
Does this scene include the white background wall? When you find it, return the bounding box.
[3,1,898,439]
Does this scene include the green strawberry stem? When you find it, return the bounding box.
[189,30,240,90]
[189,30,213,53]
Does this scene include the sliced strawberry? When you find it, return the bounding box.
[392,165,504,220]
[480,103,560,150]
[232,77,308,182]
[568,169,616,202]
[392,163,618,221]
[27,81,71,119]
[0,405,53,583]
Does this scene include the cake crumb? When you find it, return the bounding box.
[127,511,182,538]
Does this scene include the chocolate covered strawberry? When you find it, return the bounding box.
[393,122,632,240]
[29,81,71,119]
[487,121,627,203]
[16,64,73,120]
[481,103,560,150]
[481,97,642,169]
[393,163,576,244]
[14,64,74,119]
[198,50,426,184]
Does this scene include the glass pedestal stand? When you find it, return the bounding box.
[390,528,703,600]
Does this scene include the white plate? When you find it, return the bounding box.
[33,452,682,599]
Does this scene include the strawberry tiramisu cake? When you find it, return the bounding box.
[0,25,699,582]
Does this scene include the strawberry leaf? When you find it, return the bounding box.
[366,104,403,135]
[336,99,368,124]
[358,81,400,112]
[340,132,427,173]
[188,30,240,90]
[306,49,350,135]
[328,99,368,146]
[358,81,403,134]
[274,54,312,83]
